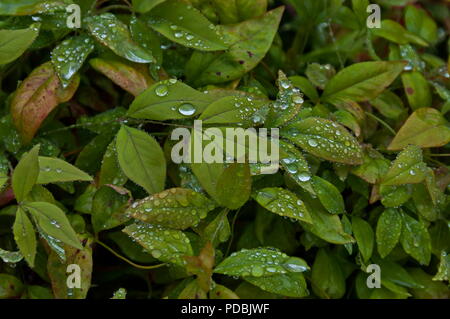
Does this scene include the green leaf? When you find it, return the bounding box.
[127,188,215,230]
[147,0,227,51]
[209,284,239,299]
[111,288,127,299]
[13,207,36,267]
[0,0,66,15]
[380,184,412,208]
[311,249,346,299]
[0,274,23,299]
[132,0,166,13]
[90,58,151,96]
[92,186,130,233]
[388,108,450,150]
[253,187,312,223]
[352,217,374,262]
[186,7,284,86]
[197,209,231,247]
[371,20,428,47]
[370,90,406,120]
[12,144,40,202]
[0,154,9,192]
[127,79,215,120]
[85,13,154,63]
[433,251,449,282]
[191,162,224,202]
[116,125,166,194]
[401,72,432,110]
[214,247,309,277]
[376,208,402,258]
[199,95,269,127]
[400,212,431,265]
[244,272,308,298]
[211,0,268,24]
[289,75,319,102]
[322,61,406,103]
[123,221,193,266]
[305,63,335,90]
[405,5,438,44]
[281,117,363,165]
[312,176,345,215]
[24,201,82,250]
[37,156,92,184]
[51,35,94,87]
[380,145,427,186]
[99,141,127,186]
[216,163,251,210]
[130,16,163,65]
[0,24,39,65]
[11,62,79,144]
[351,146,390,184]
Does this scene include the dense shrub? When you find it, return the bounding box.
[0,0,449,299]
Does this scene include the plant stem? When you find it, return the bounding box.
[365,111,397,136]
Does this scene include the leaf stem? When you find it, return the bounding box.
[364,111,397,136]
[95,239,166,270]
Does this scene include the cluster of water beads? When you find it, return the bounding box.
[273,76,305,112]
[127,188,215,230]
[124,221,192,265]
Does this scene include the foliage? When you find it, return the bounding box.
[0,0,449,299]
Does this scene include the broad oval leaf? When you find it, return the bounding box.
[400,212,431,265]
[128,79,215,120]
[376,208,402,258]
[388,108,450,150]
[127,188,215,230]
[147,0,227,51]
[322,61,406,103]
[13,207,36,267]
[11,62,79,144]
[352,217,374,262]
[85,13,154,64]
[216,163,251,210]
[24,201,82,250]
[244,272,309,298]
[0,25,39,65]
[123,221,193,266]
[37,156,92,184]
[401,72,432,110]
[12,145,40,202]
[371,20,428,47]
[281,117,363,165]
[214,247,309,277]
[312,176,345,215]
[311,249,346,299]
[252,187,312,224]
[116,125,166,194]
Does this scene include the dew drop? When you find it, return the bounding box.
[178,103,196,116]
[155,84,169,97]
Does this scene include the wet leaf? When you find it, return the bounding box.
[352,217,374,262]
[281,117,363,165]
[311,249,345,299]
[0,24,39,65]
[0,0,66,15]
[312,176,345,215]
[388,108,450,150]
[400,212,431,265]
[11,62,79,144]
[214,247,309,277]
[99,141,127,187]
[123,221,193,266]
[433,251,449,282]
[92,186,130,233]
[0,274,23,299]
[371,20,428,47]
[401,72,432,110]
[116,125,166,194]
[216,163,251,210]
[351,146,390,184]
[37,156,92,184]
[253,187,312,223]
[244,272,308,298]
[405,5,438,45]
[147,0,227,51]
[12,145,40,202]
[85,13,154,64]
[305,63,335,90]
[376,208,402,258]
[13,207,36,266]
[24,201,82,250]
[380,145,427,186]
[127,188,215,230]
[211,0,267,24]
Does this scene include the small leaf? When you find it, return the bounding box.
[99,141,127,187]
[12,145,40,202]
[433,251,449,282]
[0,274,23,299]
[24,201,82,250]
[306,63,335,90]
[37,156,92,184]
[405,5,438,44]
[116,125,166,194]
[312,176,345,215]
[51,35,94,87]
[379,184,412,208]
[352,146,390,184]
[13,207,36,267]
[132,0,166,13]
[401,72,432,110]
[281,117,363,165]
[370,90,406,120]
[371,20,428,47]
[253,187,312,223]
[123,221,193,266]
[289,75,320,102]
[311,249,346,299]
[214,247,309,277]
[191,162,224,202]
[147,0,228,51]
[92,186,130,233]
[0,24,39,65]
[352,217,374,262]
[380,145,427,186]
[111,288,127,299]
[11,62,79,143]
[211,0,268,24]
[388,108,450,150]
[198,209,231,247]
[216,163,251,210]
[400,212,431,265]
[376,208,402,258]
[244,272,309,298]
[127,188,215,230]
[85,13,154,63]
[128,79,215,120]
[322,61,406,103]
